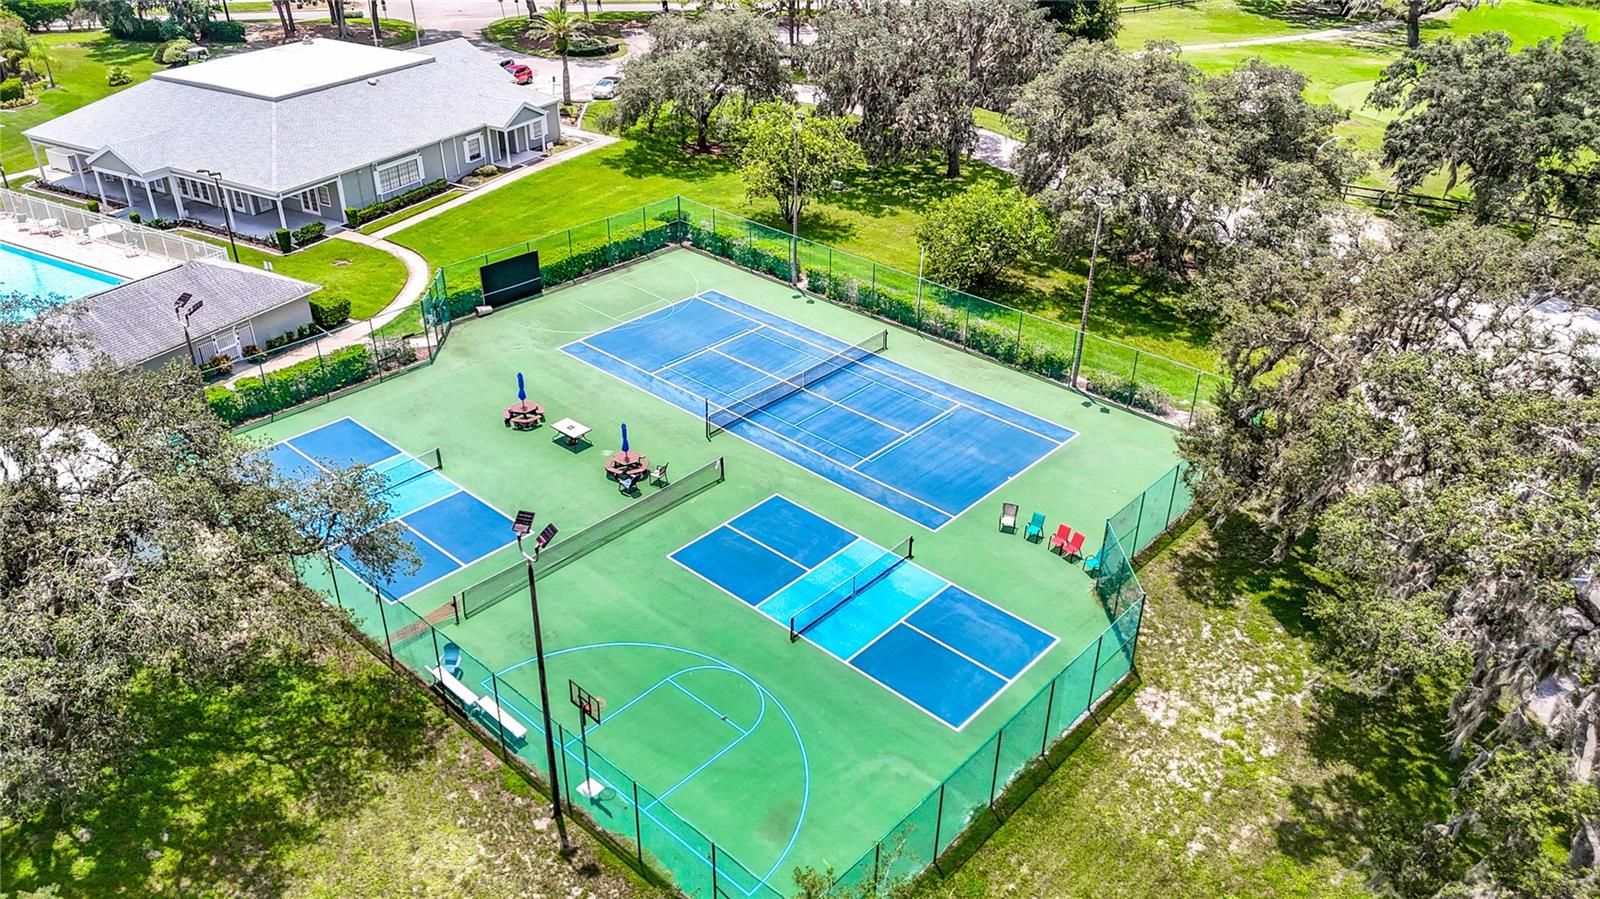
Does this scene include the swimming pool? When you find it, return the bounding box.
[0,242,124,315]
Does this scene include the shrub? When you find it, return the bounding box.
[204,344,373,424]
[208,352,234,376]
[1084,373,1174,416]
[107,66,133,87]
[272,227,292,253]
[202,19,246,42]
[85,199,100,213]
[349,179,447,226]
[0,78,23,102]
[111,18,162,41]
[292,221,325,246]
[915,182,1051,292]
[472,165,498,178]
[128,211,141,224]
[343,206,360,226]
[241,343,263,361]
[152,39,194,66]
[158,17,189,41]
[309,295,350,329]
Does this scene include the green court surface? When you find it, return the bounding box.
[248,250,1178,893]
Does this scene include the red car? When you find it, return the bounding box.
[504,63,533,85]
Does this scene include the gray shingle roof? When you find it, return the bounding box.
[25,39,559,194]
[60,260,317,367]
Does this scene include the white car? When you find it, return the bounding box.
[592,75,623,100]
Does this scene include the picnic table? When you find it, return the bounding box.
[550,417,591,446]
[604,450,648,480]
[504,400,544,430]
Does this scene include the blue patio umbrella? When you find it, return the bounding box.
[621,422,630,453]
[516,371,526,402]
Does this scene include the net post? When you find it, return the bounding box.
[451,596,460,626]
[374,587,394,661]
[907,535,914,560]
[988,730,1003,810]
[632,780,643,867]
[490,673,510,761]
[705,397,712,441]
[1040,678,1056,756]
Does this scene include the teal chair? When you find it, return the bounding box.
[1024,512,1046,542]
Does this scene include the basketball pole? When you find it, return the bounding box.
[521,550,572,854]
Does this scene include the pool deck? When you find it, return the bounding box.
[0,218,180,283]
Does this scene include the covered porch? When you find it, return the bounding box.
[44,170,344,240]
[488,120,551,169]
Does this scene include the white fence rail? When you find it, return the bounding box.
[0,189,227,264]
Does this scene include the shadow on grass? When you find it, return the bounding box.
[598,122,737,185]
[3,650,438,897]
[1236,0,1365,28]
[828,157,1015,220]
[1166,514,1322,635]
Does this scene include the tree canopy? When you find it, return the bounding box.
[1370,29,1600,226]
[915,182,1052,290]
[0,298,412,821]
[1009,41,1354,278]
[808,0,1059,177]
[1344,0,1491,48]
[613,10,789,152]
[734,102,864,225]
[1180,218,1600,895]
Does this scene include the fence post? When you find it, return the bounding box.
[1014,311,1024,360]
[430,626,442,671]
[632,781,643,866]
[871,264,878,311]
[988,731,1004,810]
[1130,349,1141,386]
[374,589,394,661]
[324,554,344,610]
[490,674,510,761]
[605,217,613,265]
[931,783,946,872]
[1188,375,1202,427]
[1040,679,1056,756]
[1086,634,1104,707]
[711,843,719,896]
[1164,463,1180,530]
[559,723,572,809]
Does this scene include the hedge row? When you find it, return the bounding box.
[205,344,371,425]
[346,179,449,227]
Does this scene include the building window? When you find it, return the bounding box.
[297,184,333,211]
[464,135,484,163]
[374,155,422,196]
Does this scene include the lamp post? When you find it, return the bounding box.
[789,109,803,287]
[196,168,240,263]
[514,512,572,855]
[1072,186,1119,389]
[175,291,203,367]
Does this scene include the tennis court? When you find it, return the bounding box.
[563,291,1076,530]
[672,495,1057,729]
[264,417,517,601]
[248,250,1180,897]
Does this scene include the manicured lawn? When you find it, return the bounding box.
[973,107,1021,140]
[358,189,466,235]
[1433,0,1600,43]
[910,516,1457,898]
[194,234,409,320]
[1116,0,1353,50]
[0,31,166,180]
[389,129,1216,369]
[0,633,664,898]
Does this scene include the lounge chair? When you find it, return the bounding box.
[1049,524,1073,555]
[999,502,1018,533]
[1024,512,1045,542]
[649,462,669,486]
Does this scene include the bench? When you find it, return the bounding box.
[427,665,479,707]
[475,694,530,741]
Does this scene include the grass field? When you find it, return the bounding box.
[908,515,1458,898]
[0,31,166,180]
[1116,0,1353,50]
[358,189,467,235]
[190,234,409,320]
[247,249,1178,895]
[0,634,661,898]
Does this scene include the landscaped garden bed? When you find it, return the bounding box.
[484,12,654,60]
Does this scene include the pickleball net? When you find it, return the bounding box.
[705,330,888,438]
[789,535,914,641]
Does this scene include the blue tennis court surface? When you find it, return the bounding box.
[562,291,1076,530]
[262,417,517,602]
[671,495,1057,729]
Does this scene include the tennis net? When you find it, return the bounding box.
[371,447,444,494]
[788,536,914,641]
[705,330,888,439]
[459,457,726,618]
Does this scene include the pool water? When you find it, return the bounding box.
[0,242,124,317]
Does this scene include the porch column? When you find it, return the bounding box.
[169,176,186,218]
[276,197,288,230]
[30,142,46,181]
[332,177,348,224]
[142,179,157,217]
[92,169,108,206]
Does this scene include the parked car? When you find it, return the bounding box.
[592,75,623,99]
[505,63,534,85]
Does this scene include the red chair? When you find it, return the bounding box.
[1049,524,1073,555]
[1063,529,1086,560]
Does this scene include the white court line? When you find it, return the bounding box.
[667,676,748,735]
[852,408,956,471]
[902,621,1012,682]
[648,324,764,375]
[705,345,912,436]
[723,522,812,570]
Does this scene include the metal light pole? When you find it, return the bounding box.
[515,523,572,854]
[1072,188,1117,389]
[408,0,421,46]
[789,110,803,286]
[175,291,203,367]
[197,168,240,263]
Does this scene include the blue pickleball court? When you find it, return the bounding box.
[671,495,1058,729]
[262,417,517,602]
[563,291,1076,530]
